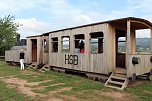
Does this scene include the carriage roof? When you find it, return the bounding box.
[27,17,152,38]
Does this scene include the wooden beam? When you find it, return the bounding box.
[151,29,152,54]
[126,20,131,73]
[130,20,152,29]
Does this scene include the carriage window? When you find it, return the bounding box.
[90,32,104,53]
[44,39,49,53]
[52,37,58,52]
[118,37,126,53]
[135,29,151,53]
[62,36,70,52]
[74,34,85,53]
[44,39,47,47]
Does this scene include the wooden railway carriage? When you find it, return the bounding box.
[49,17,152,74]
[48,17,152,89]
[27,17,152,89]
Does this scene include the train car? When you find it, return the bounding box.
[26,17,152,90]
[48,17,152,90]
[5,46,27,64]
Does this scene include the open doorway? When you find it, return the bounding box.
[115,29,126,68]
[31,39,37,62]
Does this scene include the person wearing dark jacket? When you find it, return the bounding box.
[20,48,25,70]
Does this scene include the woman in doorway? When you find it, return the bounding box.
[20,48,25,70]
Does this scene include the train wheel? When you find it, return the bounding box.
[132,73,136,81]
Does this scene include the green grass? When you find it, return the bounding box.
[1,60,152,101]
[31,71,104,98]
[125,80,152,101]
[0,80,31,101]
[0,62,20,76]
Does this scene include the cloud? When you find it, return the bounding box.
[128,0,152,14]
[15,18,53,38]
[73,14,93,25]
[136,29,151,38]
[0,0,43,12]
[1,0,152,38]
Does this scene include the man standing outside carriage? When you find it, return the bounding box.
[19,48,25,70]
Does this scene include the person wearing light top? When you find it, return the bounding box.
[19,48,25,70]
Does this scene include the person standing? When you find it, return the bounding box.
[79,41,84,53]
[20,48,25,70]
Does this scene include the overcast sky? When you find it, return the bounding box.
[1,0,152,38]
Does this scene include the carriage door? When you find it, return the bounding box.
[116,30,126,68]
[31,39,37,62]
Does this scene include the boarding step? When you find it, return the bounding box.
[39,64,50,72]
[105,70,129,90]
[28,63,38,70]
[115,68,127,74]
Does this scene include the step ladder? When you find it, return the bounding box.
[104,68,129,90]
[28,62,38,69]
[39,64,50,72]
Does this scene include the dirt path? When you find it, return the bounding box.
[0,76,79,101]
[100,91,136,101]
[0,70,138,101]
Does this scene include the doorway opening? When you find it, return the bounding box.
[115,29,126,68]
[31,39,37,62]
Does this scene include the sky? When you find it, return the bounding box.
[0,0,152,38]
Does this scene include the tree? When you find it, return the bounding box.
[0,15,20,56]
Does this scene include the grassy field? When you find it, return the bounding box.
[0,61,152,101]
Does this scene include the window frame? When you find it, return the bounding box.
[61,36,70,52]
[44,39,49,53]
[74,34,85,53]
[117,37,126,54]
[51,37,58,52]
[90,31,104,54]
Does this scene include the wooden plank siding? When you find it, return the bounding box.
[27,36,42,64]
[127,54,152,77]
[23,17,152,78]
[49,23,115,74]
[5,50,27,63]
[42,36,49,64]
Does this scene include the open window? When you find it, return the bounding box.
[44,39,47,47]
[90,32,104,53]
[118,37,126,53]
[135,29,151,53]
[62,36,70,52]
[44,39,49,53]
[74,34,85,53]
[51,37,58,52]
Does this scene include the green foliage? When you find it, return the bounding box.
[0,15,20,55]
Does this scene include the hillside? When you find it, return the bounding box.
[119,38,150,52]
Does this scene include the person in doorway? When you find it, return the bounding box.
[20,48,25,70]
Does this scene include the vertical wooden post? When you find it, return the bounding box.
[151,29,152,54]
[126,20,131,72]
[49,34,51,65]
[130,30,136,54]
[27,38,31,64]
[58,32,62,53]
